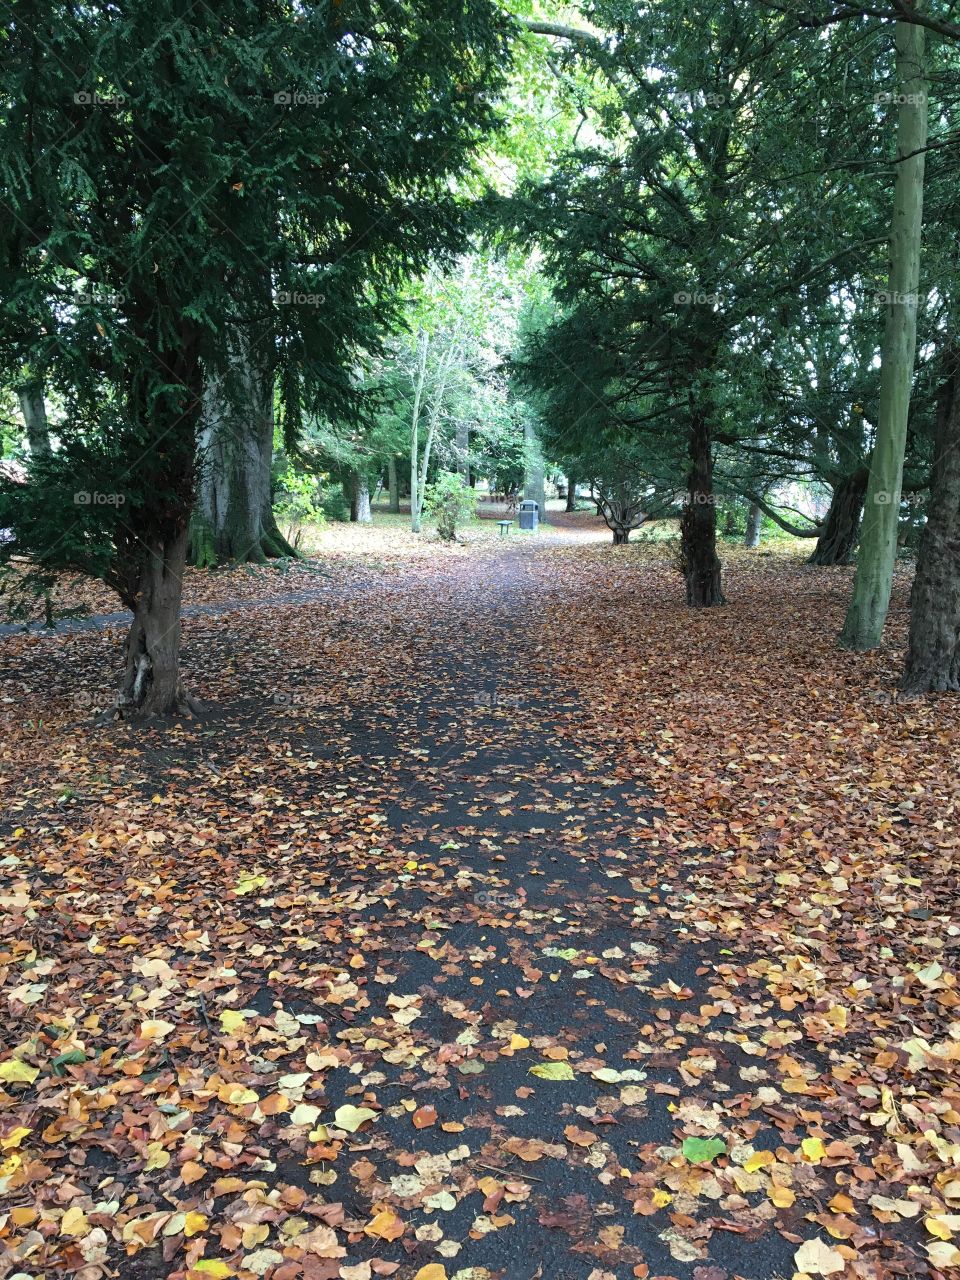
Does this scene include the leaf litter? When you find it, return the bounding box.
[0,528,958,1279]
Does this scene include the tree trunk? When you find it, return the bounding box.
[681,412,725,607]
[901,347,960,693]
[808,469,868,565]
[191,326,295,566]
[744,501,762,549]
[412,331,459,533]
[612,526,630,545]
[566,475,577,513]
[410,330,429,533]
[387,458,400,513]
[841,18,927,649]
[349,472,372,524]
[117,524,199,717]
[456,418,471,486]
[523,419,547,523]
[17,380,50,458]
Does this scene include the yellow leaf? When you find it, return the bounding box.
[0,1059,39,1084]
[1,1126,31,1150]
[927,1241,960,1267]
[181,1160,206,1185]
[217,1083,259,1106]
[219,1009,247,1035]
[191,1262,234,1278]
[770,1182,796,1208]
[509,1034,530,1050]
[235,873,268,895]
[140,1019,176,1041]
[801,1137,826,1164]
[745,1150,775,1172]
[61,1206,90,1237]
[183,1211,208,1237]
[824,1004,847,1030]
[529,1061,575,1081]
[652,1188,672,1208]
[794,1237,845,1275]
[829,1193,855,1214]
[364,1209,404,1241]
[334,1104,377,1132]
[926,1216,955,1241]
[291,1103,322,1126]
[144,1141,170,1170]
[413,1266,448,1280]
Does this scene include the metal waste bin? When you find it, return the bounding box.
[518,499,539,531]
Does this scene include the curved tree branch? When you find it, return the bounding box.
[741,489,824,536]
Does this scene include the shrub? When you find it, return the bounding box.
[424,470,475,541]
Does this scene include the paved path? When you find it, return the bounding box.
[255,544,799,1280]
[4,539,820,1280]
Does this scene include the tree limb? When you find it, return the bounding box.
[741,488,823,536]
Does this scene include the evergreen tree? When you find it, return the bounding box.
[505,0,891,605]
[0,0,510,713]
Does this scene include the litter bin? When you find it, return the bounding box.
[518,499,539,531]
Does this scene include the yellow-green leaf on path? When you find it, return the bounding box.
[529,1061,575,1081]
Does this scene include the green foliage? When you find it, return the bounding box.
[499,1,957,547]
[424,470,476,541]
[473,403,529,494]
[272,468,327,528]
[0,0,512,601]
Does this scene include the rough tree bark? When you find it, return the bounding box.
[117,524,199,717]
[681,411,725,606]
[387,458,400,513]
[901,346,960,692]
[566,475,578,512]
[808,469,868,565]
[191,325,295,566]
[348,471,372,524]
[744,501,763,548]
[523,419,547,523]
[113,311,205,718]
[17,379,50,458]
[841,17,927,649]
